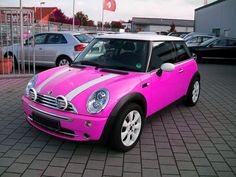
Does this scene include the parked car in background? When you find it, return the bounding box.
[183,32,200,40]
[189,37,236,62]
[22,34,200,151]
[4,31,93,67]
[185,34,214,47]
[168,32,189,37]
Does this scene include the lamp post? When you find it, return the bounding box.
[72,0,75,31]
[20,0,24,72]
[40,1,45,32]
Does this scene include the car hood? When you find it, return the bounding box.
[35,66,142,101]
[34,66,143,116]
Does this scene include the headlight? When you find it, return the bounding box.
[87,88,109,114]
[56,95,68,110]
[25,75,38,96]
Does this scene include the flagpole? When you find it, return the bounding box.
[72,0,75,31]
[102,0,104,31]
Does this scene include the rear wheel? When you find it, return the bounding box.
[110,103,144,152]
[56,56,72,66]
[184,77,200,106]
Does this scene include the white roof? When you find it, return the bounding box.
[97,33,183,41]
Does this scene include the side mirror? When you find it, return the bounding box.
[161,63,175,72]
[157,63,175,77]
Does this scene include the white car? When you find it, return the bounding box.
[4,31,93,67]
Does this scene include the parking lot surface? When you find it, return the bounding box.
[0,63,236,177]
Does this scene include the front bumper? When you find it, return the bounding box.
[22,96,108,141]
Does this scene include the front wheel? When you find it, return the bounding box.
[184,77,200,106]
[110,103,144,152]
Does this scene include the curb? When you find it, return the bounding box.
[0,74,34,80]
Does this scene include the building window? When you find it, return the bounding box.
[212,28,220,37]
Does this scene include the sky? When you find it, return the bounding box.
[0,0,217,23]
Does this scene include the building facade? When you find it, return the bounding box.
[195,0,236,38]
[131,17,194,33]
[0,7,58,24]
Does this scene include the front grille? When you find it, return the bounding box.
[36,93,76,113]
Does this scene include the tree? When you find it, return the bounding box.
[67,17,80,25]
[111,21,124,29]
[74,11,89,26]
[87,20,95,27]
[49,9,68,24]
[104,22,111,28]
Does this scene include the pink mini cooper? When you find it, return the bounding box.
[22,34,200,151]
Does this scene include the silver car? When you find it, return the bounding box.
[3,31,93,67]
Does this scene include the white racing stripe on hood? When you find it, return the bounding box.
[65,74,118,101]
[36,68,70,92]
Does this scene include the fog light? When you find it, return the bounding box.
[85,121,92,127]
[83,133,90,139]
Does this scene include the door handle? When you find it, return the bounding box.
[179,69,184,73]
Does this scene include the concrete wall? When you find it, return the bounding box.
[195,0,236,38]
[149,25,193,32]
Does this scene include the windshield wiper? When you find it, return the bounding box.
[70,63,86,68]
[79,60,100,67]
[108,66,140,72]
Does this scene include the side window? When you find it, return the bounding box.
[149,41,175,71]
[227,40,236,46]
[202,37,211,43]
[34,34,47,45]
[174,42,191,62]
[46,34,67,44]
[25,37,33,45]
[189,37,199,43]
[212,39,227,47]
[74,34,93,43]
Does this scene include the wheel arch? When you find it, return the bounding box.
[56,55,72,66]
[100,92,147,143]
[193,71,200,80]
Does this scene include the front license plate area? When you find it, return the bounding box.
[32,112,60,130]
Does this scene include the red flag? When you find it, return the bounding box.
[103,0,116,12]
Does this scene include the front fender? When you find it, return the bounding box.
[100,92,147,142]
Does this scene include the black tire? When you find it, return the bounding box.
[56,56,72,66]
[109,103,145,152]
[184,77,200,106]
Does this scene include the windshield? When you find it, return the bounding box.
[73,38,149,72]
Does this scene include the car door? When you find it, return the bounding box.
[32,34,47,65]
[148,41,182,113]
[44,33,68,65]
[23,37,32,64]
[174,41,195,96]
[200,39,227,59]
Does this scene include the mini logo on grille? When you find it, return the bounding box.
[48,91,53,95]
